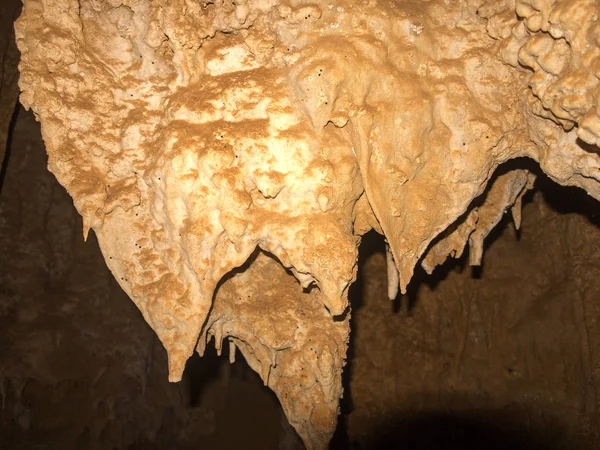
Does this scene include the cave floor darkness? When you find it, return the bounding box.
[1,108,600,449]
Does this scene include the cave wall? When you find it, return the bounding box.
[0,0,20,167]
[0,106,297,450]
[1,107,600,449]
[3,0,600,448]
[345,179,600,449]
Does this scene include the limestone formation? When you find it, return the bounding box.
[14,0,600,447]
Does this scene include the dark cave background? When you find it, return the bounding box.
[2,4,600,449]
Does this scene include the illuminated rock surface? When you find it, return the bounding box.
[14,0,600,447]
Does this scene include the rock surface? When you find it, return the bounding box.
[345,177,600,449]
[13,0,600,447]
[0,0,20,173]
[0,106,300,450]
[2,108,600,449]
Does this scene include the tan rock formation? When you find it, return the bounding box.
[14,0,600,447]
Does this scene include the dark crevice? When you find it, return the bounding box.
[0,101,19,194]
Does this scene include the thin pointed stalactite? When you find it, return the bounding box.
[14,0,600,447]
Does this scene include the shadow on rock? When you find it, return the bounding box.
[353,412,559,450]
[336,403,579,450]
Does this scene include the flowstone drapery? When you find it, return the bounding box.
[15,0,600,447]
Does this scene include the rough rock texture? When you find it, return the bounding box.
[13,0,600,447]
[202,251,348,448]
[346,178,600,450]
[0,106,300,450]
[0,0,20,174]
[506,0,600,145]
[3,106,600,450]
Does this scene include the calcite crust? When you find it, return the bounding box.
[15,0,600,447]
